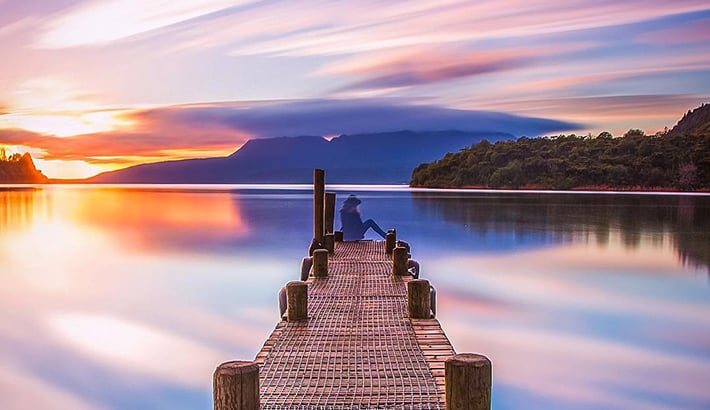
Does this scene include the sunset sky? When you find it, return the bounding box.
[0,0,708,178]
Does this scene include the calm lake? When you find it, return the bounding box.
[1,185,708,410]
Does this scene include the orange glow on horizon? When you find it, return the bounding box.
[0,110,135,138]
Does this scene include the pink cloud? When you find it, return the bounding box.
[637,18,710,46]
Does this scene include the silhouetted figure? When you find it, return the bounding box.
[340,194,386,241]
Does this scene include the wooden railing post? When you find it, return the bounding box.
[392,246,408,275]
[286,281,308,321]
[213,361,260,410]
[385,229,396,254]
[445,354,492,410]
[314,169,325,243]
[312,248,328,277]
[407,279,431,319]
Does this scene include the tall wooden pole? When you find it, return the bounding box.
[314,169,325,243]
[325,192,336,234]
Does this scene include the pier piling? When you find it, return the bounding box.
[445,353,492,410]
[312,248,328,277]
[286,281,308,321]
[408,279,432,319]
[213,361,259,410]
[385,229,397,254]
[392,245,409,275]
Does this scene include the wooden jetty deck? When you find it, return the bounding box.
[213,169,491,410]
[254,240,453,408]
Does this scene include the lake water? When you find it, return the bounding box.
[1,185,708,410]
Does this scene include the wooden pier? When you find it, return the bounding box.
[214,170,491,409]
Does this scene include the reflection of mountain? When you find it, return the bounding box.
[90,131,512,184]
[412,193,710,270]
[0,188,47,232]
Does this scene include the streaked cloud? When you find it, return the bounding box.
[466,94,709,135]
[636,17,710,45]
[35,0,246,48]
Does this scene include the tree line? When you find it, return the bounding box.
[410,131,709,190]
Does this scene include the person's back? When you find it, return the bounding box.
[339,194,386,241]
[340,196,365,240]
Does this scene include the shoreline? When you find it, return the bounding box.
[2,182,709,195]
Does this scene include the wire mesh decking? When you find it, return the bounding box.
[255,241,455,409]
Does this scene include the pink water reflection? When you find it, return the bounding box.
[432,244,710,410]
[0,186,289,410]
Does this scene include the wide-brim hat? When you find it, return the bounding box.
[343,194,361,206]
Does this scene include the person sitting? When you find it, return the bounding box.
[340,194,387,241]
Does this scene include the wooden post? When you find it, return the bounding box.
[392,246,408,276]
[325,192,336,234]
[213,361,259,410]
[314,169,325,243]
[286,281,308,321]
[445,354,492,410]
[407,279,431,319]
[312,248,328,277]
[323,233,335,254]
[385,230,396,254]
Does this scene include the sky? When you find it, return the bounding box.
[0,0,708,179]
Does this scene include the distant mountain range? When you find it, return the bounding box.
[89,130,513,184]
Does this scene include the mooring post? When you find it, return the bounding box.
[325,192,336,233]
[385,229,396,254]
[213,361,260,410]
[407,279,431,319]
[312,248,328,277]
[286,281,308,321]
[445,353,492,410]
[314,169,325,243]
[323,233,335,254]
[392,246,408,275]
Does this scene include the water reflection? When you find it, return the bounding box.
[0,186,303,410]
[1,186,708,410]
[412,192,710,271]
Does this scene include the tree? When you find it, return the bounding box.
[623,129,645,138]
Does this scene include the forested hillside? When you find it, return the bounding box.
[410,131,709,190]
[0,150,48,183]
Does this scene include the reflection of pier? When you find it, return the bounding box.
[213,170,491,409]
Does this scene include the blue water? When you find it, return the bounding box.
[0,185,708,410]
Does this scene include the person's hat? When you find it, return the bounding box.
[343,194,361,206]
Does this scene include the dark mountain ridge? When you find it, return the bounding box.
[90,130,513,184]
[0,152,48,183]
[669,103,710,136]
